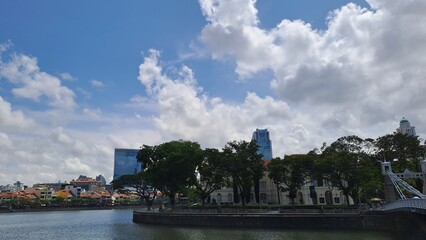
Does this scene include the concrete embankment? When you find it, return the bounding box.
[133,210,426,233]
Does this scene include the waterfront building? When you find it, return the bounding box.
[80,188,112,203]
[25,187,53,201]
[210,129,352,206]
[70,178,101,191]
[252,129,273,161]
[396,117,416,136]
[64,185,82,198]
[0,191,38,203]
[113,148,142,180]
[54,189,76,200]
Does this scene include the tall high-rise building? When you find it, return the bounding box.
[252,129,273,161]
[113,148,142,180]
[396,117,416,136]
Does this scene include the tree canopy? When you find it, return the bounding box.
[316,136,382,204]
[111,172,156,209]
[194,148,230,205]
[223,140,264,208]
[375,133,424,172]
[137,140,203,207]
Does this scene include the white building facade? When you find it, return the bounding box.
[396,117,416,136]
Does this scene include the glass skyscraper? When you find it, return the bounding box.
[113,148,142,180]
[252,129,273,161]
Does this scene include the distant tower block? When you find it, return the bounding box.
[252,129,273,161]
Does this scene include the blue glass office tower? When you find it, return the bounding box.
[113,149,142,180]
[252,129,273,161]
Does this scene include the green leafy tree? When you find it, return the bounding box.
[194,148,230,205]
[283,155,313,205]
[137,140,203,208]
[111,172,157,209]
[268,157,287,204]
[375,133,424,172]
[223,140,264,208]
[316,135,381,205]
[51,196,65,206]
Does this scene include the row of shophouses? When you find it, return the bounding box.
[0,177,141,206]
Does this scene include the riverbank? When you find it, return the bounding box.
[133,210,426,233]
[0,204,143,214]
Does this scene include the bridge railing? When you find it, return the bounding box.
[384,199,426,211]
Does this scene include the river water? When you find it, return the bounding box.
[0,209,396,240]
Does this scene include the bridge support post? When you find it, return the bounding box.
[383,175,397,203]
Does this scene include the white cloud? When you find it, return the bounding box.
[0,40,13,53]
[0,53,76,109]
[83,107,102,119]
[196,0,426,145]
[59,72,76,81]
[63,157,91,176]
[0,96,34,131]
[138,49,294,153]
[90,79,105,88]
[0,132,12,149]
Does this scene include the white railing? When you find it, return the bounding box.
[384,199,426,211]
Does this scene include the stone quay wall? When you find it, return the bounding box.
[133,210,426,233]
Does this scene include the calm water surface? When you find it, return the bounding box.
[0,209,396,240]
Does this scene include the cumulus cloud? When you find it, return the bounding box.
[0,53,76,109]
[90,79,105,88]
[59,72,76,81]
[0,132,12,149]
[0,96,34,131]
[197,0,426,142]
[138,49,293,151]
[83,107,102,119]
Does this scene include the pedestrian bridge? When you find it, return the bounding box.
[381,169,426,214]
[383,198,426,213]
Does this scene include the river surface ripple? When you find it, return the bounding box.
[0,209,402,240]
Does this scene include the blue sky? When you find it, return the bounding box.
[1,0,425,185]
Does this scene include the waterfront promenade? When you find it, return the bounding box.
[133,207,426,233]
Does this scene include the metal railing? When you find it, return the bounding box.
[135,207,362,214]
[383,199,426,211]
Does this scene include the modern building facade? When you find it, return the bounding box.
[113,148,142,180]
[396,117,416,136]
[252,129,273,161]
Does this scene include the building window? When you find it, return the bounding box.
[317,178,324,187]
[319,197,325,204]
[334,197,340,204]
[259,181,267,190]
[227,193,232,202]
